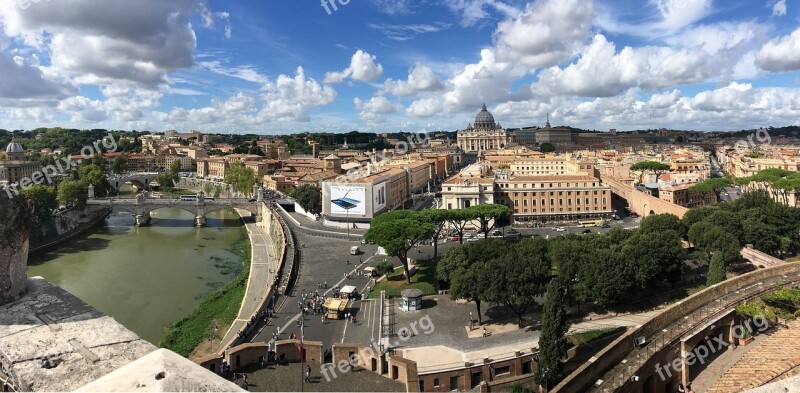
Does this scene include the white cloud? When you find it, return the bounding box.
[756,28,800,72]
[354,96,402,114]
[0,51,76,106]
[324,50,384,84]
[0,0,215,88]
[772,0,787,16]
[367,22,451,41]
[260,66,337,122]
[493,0,594,68]
[443,0,523,27]
[197,61,269,84]
[406,97,444,118]
[384,63,444,96]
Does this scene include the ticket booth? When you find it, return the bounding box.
[400,289,423,311]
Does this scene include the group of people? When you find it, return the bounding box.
[299,291,326,315]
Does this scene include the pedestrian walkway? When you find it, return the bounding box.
[218,210,280,348]
[706,319,800,392]
[399,309,661,374]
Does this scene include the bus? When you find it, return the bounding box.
[577,219,603,228]
[179,195,215,202]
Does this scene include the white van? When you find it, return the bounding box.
[350,246,361,255]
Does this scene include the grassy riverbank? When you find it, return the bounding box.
[160,225,251,357]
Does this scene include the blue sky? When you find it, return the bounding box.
[0,0,799,133]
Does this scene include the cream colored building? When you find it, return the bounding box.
[456,105,513,152]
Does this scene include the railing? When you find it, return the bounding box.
[593,273,800,392]
[414,349,536,375]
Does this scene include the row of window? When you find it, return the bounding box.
[512,190,607,197]
[500,182,599,188]
[509,197,607,207]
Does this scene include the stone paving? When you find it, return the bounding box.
[706,320,800,393]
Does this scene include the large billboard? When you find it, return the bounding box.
[373,182,387,214]
[330,186,366,216]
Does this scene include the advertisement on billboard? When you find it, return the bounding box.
[330,186,366,216]
[373,182,387,214]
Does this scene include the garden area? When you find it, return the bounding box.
[368,259,438,299]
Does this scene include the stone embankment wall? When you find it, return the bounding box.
[0,194,32,305]
[28,205,112,253]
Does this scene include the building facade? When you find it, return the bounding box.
[457,105,513,152]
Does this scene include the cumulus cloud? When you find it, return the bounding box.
[260,66,337,122]
[354,96,402,114]
[0,52,77,106]
[384,63,444,96]
[756,28,800,72]
[494,0,594,68]
[0,0,219,88]
[324,50,384,84]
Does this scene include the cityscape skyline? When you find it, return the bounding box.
[0,0,799,134]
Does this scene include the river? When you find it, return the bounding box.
[27,207,246,345]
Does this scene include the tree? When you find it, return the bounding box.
[706,252,726,286]
[549,236,592,308]
[690,177,733,200]
[705,210,744,244]
[421,209,452,258]
[169,160,182,178]
[622,230,685,289]
[294,185,322,214]
[681,206,718,230]
[630,161,670,184]
[224,162,259,195]
[535,279,568,389]
[540,142,555,153]
[468,204,513,238]
[485,238,552,327]
[579,249,632,307]
[375,260,394,277]
[21,185,58,223]
[77,164,110,197]
[57,180,87,209]
[365,211,433,284]
[445,208,476,245]
[111,156,127,174]
[639,214,686,238]
[742,217,781,255]
[688,222,740,263]
[438,239,509,324]
[156,172,175,191]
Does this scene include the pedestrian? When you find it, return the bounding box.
[482,327,487,337]
[243,373,248,385]
[469,311,472,322]
[324,281,328,288]
[306,365,312,382]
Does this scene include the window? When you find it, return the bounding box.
[450,376,459,390]
[495,366,511,376]
[434,378,440,387]
[419,381,425,391]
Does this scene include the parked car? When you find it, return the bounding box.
[555,227,566,232]
[449,235,461,242]
[504,228,521,240]
[466,237,481,242]
[489,230,504,239]
[582,229,592,234]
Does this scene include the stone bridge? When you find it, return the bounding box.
[87,191,263,227]
[553,260,800,393]
[599,173,689,218]
[107,172,161,192]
